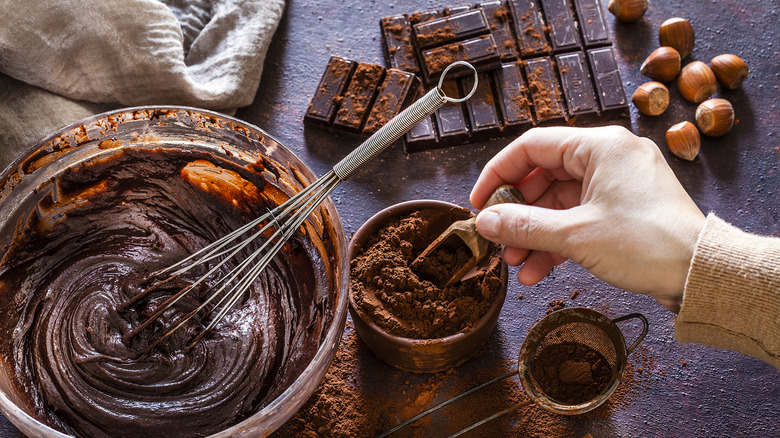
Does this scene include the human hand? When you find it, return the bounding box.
[470,126,706,313]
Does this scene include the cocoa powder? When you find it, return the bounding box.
[350,208,503,339]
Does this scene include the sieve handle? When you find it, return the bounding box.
[612,313,649,355]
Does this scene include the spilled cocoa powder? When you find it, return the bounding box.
[350,208,503,339]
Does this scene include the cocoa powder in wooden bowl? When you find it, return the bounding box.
[348,200,508,373]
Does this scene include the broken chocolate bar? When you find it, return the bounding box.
[587,47,628,111]
[494,61,534,132]
[462,72,502,140]
[540,0,582,53]
[420,34,501,84]
[573,0,610,47]
[434,80,470,144]
[507,0,550,57]
[304,57,356,127]
[524,56,566,121]
[333,63,386,133]
[364,69,421,135]
[305,57,419,137]
[478,1,519,61]
[555,51,598,116]
[380,15,420,74]
[413,9,490,49]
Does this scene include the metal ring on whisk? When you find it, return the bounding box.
[437,61,479,103]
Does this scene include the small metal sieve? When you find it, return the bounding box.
[377,307,648,438]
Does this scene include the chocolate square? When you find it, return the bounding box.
[433,80,470,144]
[363,69,421,135]
[380,15,420,74]
[524,56,566,121]
[507,0,551,57]
[587,47,628,111]
[494,61,534,132]
[539,0,582,53]
[413,9,490,50]
[478,1,520,61]
[420,34,502,84]
[463,72,503,140]
[573,0,610,47]
[555,52,598,116]
[304,57,356,127]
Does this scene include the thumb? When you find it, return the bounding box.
[475,204,583,255]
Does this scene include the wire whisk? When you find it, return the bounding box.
[120,61,480,353]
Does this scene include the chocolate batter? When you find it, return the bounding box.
[0,146,334,437]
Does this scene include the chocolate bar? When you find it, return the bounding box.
[462,72,502,140]
[587,47,628,111]
[540,0,582,53]
[478,1,519,61]
[507,0,550,57]
[304,57,356,127]
[420,34,501,84]
[573,0,610,47]
[524,57,566,121]
[494,61,534,131]
[364,69,421,134]
[305,57,419,137]
[413,9,490,49]
[333,63,386,132]
[380,15,420,74]
[433,80,470,144]
[555,52,598,116]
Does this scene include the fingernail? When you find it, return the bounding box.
[476,210,500,239]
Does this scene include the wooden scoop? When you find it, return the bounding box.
[411,185,525,288]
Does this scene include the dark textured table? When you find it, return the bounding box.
[3,0,778,436]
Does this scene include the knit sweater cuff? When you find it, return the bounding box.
[675,213,780,369]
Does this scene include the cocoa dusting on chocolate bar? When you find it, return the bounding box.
[416,25,458,46]
[528,66,557,120]
[350,208,502,339]
[426,45,463,75]
[493,6,510,22]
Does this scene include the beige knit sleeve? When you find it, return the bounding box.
[675,213,780,369]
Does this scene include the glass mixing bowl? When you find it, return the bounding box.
[0,107,349,437]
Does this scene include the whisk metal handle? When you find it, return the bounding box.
[333,61,478,181]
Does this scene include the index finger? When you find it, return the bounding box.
[469,126,606,208]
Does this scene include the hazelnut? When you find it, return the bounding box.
[695,98,735,137]
[640,47,682,83]
[608,0,648,22]
[710,54,749,90]
[632,81,670,116]
[659,18,695,59]
[677,61,717,103]
[666,121,701,161]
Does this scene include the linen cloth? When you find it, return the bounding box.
[0,0,285,168]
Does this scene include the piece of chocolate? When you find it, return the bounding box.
[494,61,534,131]
[409,10,442,25]
[524,56,566,121]
[363,69,421,135]
[433,80,470,144]
[478,1,519,61]
[420,34,501,84]
[540,0,582,53]
[413,9,490,50]
[404,115,439,152]
[555,52,598,116]
[507,0,550,57]
[304,57,356,127]
[462,72,503,140]
[587,47,628,111]
[333,63,386,133]
[573,0,610,47]
[380,15,420,74]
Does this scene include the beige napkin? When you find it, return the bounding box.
[0,0,285,168]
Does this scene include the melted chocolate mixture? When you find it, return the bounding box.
[0,147,332,437]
